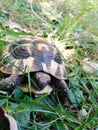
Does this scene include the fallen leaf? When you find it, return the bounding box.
[81,58,98,73]
[62,49,75,59]
[0,106,18,130]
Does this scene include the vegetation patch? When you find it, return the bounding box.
[0,0,98,129]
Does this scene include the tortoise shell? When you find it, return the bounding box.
[0,36,66,79]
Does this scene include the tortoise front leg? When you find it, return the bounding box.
[0,75,21,92]
[55,80,69,104]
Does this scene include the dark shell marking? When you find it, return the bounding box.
[0,36,66,79]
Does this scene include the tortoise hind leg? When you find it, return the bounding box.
[0,75,21,93]
[55,80,69,104]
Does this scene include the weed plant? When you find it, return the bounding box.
[0,0,98,129]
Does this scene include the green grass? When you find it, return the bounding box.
[0,0,98,129]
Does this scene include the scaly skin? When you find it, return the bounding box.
[0,72,51,91]
[55,79,69,104]
[0,73,69,104]
[0,75,21,92]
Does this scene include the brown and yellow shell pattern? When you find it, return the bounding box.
[0,36,66,80]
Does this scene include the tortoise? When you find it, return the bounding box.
[0,36,69,103]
